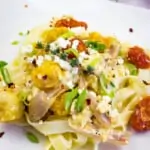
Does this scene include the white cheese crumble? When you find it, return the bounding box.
[117,57,124,65]
[72,40,79,49]
[72,67,78,75]
[57,37,70,49]
[78,52,89,64]
[61,71,74,89]
[36,56,44,66]
[97,96,112,113]
[109,109,119,119]
[54,56,72,71]
[27,56,36,63]
[88,48,98,55]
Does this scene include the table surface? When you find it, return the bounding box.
[112,0,150,9]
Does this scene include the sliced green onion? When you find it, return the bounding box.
[11,41,19,45]
[85,41,106,52]
[26,132,39,143]
[61,31,75,39]
[0,61,8,68]
[125,63,138,76]
[99,73,115,97]
[0,68,11,84]
[64,88,78,111]
[75,89,87,112]
[65,48,79,57]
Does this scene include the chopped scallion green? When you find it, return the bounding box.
[65,88,78,111]
[11,41,19,45]
[26,132,39,144]
[75,89,87,112]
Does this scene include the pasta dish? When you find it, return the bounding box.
[0,16,150,150]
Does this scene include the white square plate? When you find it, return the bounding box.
[0,0,150,150]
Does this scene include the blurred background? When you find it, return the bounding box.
[111,0,150,9]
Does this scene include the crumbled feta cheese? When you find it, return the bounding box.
[61,71,75,89]
[78,52,89,63]
[56,37,70,49]
[50,42,58,51]
[21,45,33,53]
[109,109,119,119]
[45,55,51,60]
[54,56,72,70]
[88,48,98,55]
[36,56,44,66]
[117,58,124,65]
[72,67,78,75]
[102,96,111,103]
[27,56,36,63]
[72,40,79,49]
[97,98,111,113]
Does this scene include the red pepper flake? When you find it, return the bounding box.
[129,28,133,33]
[24,4,28,8]
[0,132,5,138]
[86,99,91,105]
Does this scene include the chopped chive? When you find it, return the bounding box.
[86,65,94,73]
[11,41,19,45]
[26,132,39,144]
[35,41,43,49]
[85,41,106,52]
[70,58,79,67]
[45,43,50,51]
[60,53,67,60]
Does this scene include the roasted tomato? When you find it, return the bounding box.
[127,46,150,69]
[130,96,150,131]
[70,38,87,52]
[54,18,88,29]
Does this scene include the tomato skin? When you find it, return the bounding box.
[130,96,150,132]
[55,18,88,29]
[127,46,150,69]
[70,38,87,52]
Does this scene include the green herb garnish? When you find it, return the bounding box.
[0,61,11,84]
[51,48,60,55]
[70,58,79,67]
[11,41,19,45]
[125,63,138,76]
[35,41,44,49]
[61,31,75,39]
[26,132,39,143]
[0,61,8,68]
[75,89,87,112]
[0,68,11,84]
[45,43,50,51]
[99,73,115,97]
[19,32,23,36]
[65,88,78,111]
[65,48,79,57]
[86,41,106,52]
[60,53,67,60]
[86,65,94,73]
